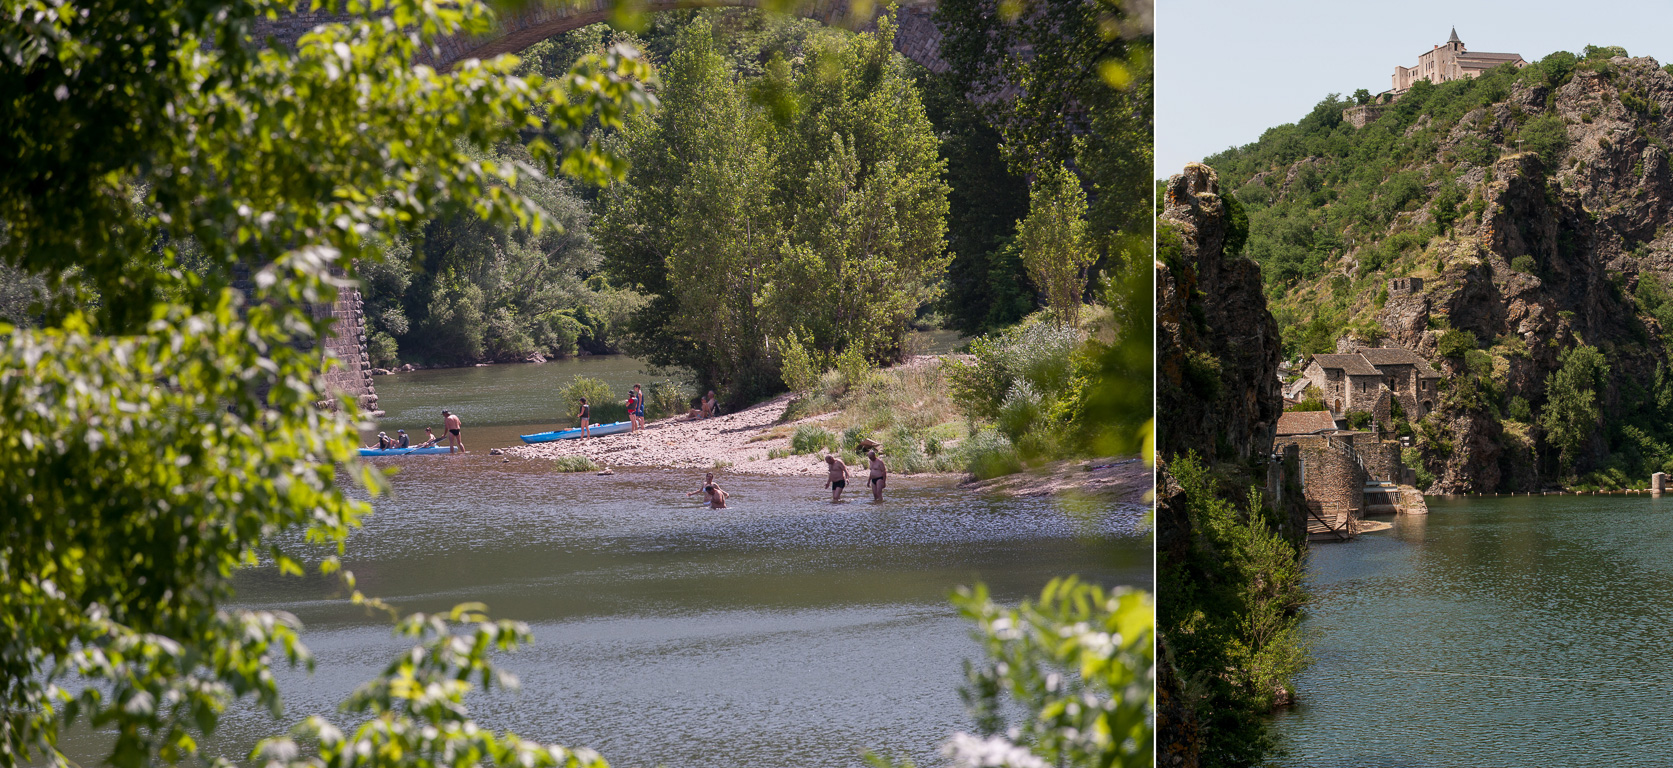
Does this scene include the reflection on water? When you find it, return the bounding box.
[61,349,1141,768]
[1269,495,1673,767]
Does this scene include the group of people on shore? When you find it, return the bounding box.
[365,410,466,453]
[570,385,723,437]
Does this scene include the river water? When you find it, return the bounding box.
[61,346,1150,768]
[1269,495,1673,766]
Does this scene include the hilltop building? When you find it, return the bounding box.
[1392,28,1527,93]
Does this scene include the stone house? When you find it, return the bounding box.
[1301,347,1442,420]
[1392,29,1527,93]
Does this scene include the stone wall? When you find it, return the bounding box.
[312,290,381,416]
[1353,435,1403,483]
[1342,103,1388,129]
[1288,434,1366,527]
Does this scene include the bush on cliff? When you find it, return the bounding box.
[1160,453,1308,768]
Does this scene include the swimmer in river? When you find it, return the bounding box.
[686,472,716,500]
[824,453,849,502]
[868,450,887,502]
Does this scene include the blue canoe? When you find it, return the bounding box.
[358,446,456,456]
[520,421,633,443]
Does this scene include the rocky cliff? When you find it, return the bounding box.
[1157,164,1284,461]
[1156,164,1298,768]
[1209,51,1673,491]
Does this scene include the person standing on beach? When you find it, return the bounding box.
[577,397,591,438]
[632,384,646,430]
[825,453,849,502]
[625,388,639,433]
[868,450,887,501]
[442,411,464,453]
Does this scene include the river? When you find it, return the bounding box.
[59,346,1150,768]
[1269,495,1673,767]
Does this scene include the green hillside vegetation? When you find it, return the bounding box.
[1206,45,1673,490]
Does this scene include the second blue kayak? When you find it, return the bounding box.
[520,421,633,443]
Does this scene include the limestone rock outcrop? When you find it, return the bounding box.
[1157,164,1284,462]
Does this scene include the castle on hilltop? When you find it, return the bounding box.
[1392,28,1527,93]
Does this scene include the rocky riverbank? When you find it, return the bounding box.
[503,392,847,477]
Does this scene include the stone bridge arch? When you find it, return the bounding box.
[255,0,947,73]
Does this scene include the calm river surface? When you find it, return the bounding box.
[63,345,1149,768]
[1270,495,1673,767]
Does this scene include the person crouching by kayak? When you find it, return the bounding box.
[824,453,849,502]
[577,397,590,438]
[442,410,464,453]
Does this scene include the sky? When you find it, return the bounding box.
[1155,0,1673,178]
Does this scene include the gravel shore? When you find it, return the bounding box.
[502,392,851,477]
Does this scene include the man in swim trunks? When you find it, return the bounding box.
[868,450,887,502]
[705,483,729,509]
[825,453,849,502]
[577,397,590,437]
[442,411,463,453]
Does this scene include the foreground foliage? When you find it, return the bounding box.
[946,579,1154,768]
[0,0,653,765]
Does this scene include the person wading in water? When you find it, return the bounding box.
[577,397,590,438]
[441,411,464,453]
[868,450,887,502]
[824,453,850,502]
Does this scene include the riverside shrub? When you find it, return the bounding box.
[560,376,628,425]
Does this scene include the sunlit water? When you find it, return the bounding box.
[59,342,1148,768]
[1268,495,1673,767]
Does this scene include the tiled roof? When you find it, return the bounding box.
[1458,52,1525,66]
[1311,354,1380,376]
[1357,347,1422,366]
[1277,410,1340,436]
[1356,347,1443,377]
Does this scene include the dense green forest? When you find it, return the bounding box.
[1205,45,1673,489]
